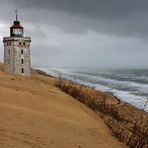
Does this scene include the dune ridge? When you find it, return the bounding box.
[0,64,127,148]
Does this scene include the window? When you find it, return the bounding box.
[23,42,25,45]
[21,68,24,74]
[19,42,21,45]
[21,49,23,54]
[9,42,11,46]
[8,49,10,54]
[8,59,10,64]
[21,59,24,64]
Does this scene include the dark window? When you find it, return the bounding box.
[21,59,24,64]
[21,49,23,54]
[9,42,11,46]
[21,68,24,74]
[23,42,25,45]
[8,49,10,54]
[19,42,21,45]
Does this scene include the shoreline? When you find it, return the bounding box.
[35,68,148,112]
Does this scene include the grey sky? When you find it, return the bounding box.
[0,0,148,68]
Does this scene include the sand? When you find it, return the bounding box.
[0,65,127,148]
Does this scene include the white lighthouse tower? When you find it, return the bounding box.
[3,10,31,77]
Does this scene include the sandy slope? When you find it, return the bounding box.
[0,65,127,148]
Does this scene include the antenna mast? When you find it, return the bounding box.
[15,9,18,21]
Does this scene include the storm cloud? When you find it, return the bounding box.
[0,0,148,68]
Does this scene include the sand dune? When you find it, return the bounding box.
[0,65,127,148]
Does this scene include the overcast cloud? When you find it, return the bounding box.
[0,0,148,68]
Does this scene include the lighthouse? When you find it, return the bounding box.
[3,10,31,77]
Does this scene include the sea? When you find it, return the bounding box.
[37,67,148,111]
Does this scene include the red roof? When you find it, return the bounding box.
[10,21,23,28]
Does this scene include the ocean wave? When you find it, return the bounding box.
[37,67,148,111]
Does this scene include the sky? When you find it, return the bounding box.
[0,0,148,68]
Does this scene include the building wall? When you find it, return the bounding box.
[4,41,14,73]
[3,37,31,77]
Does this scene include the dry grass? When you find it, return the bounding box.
[55,77,148,148]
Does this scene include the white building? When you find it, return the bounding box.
[3,10,31,77]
